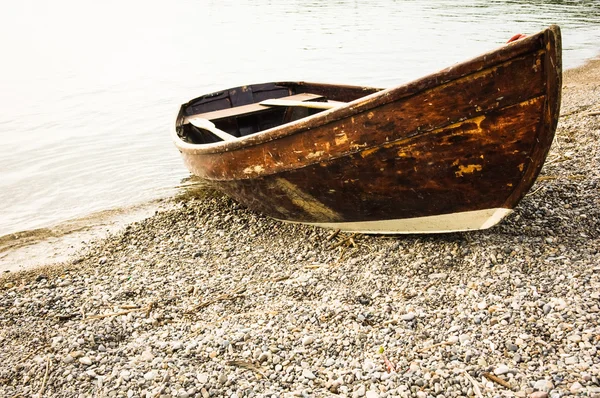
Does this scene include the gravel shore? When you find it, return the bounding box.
[1,59,599,398]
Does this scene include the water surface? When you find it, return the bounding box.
[1,0,599,237]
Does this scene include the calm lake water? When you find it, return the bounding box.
[1,0,599,238]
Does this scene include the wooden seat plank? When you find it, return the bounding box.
[185,93,326,123]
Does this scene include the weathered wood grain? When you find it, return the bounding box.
[173,26,562,232]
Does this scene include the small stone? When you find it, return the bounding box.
[197,372,208,384]
[401,312,415,321]
[79,356,92,366]
[172,341,183,351]
[570,382,583,394]
[362,361,375,373]
[514,354,522,363]
[366,391,379,398]
[218,373,227,384]
[120,370,131,381]
[533,379,553,392]
[144,370,158,381]
[494,365,510,375]
[507,343,518,352]
[85,369,97,378]
[543,304,552,314]
[302,369,316,380]
[140,350,154,362]
[302,336,315,346]
[565,356,578,365]
[63,354,75,364]
[258,352,269,363]
[98,257,107,265]
[353,384,366,397]
[324,358,335,367]
[567,334,582,343]
[529,392,548,398]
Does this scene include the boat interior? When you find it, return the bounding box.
[177,82,381,144]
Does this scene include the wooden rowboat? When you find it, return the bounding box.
[172,25,561,234]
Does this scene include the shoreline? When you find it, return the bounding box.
[1,56,599,276]
[0,199,172,274]
[0,58,599,397]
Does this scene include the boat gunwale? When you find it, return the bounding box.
[173,27,553,156]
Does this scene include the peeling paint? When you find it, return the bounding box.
[335,133,348,146]
[455,164,482,177]
[350,143,368,150]
[305,151,324,160]
[243,165,265,174]
[361,147,379,158]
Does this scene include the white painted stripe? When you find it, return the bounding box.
[276,208,512,234]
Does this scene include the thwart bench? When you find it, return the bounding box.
[184,93,344,141]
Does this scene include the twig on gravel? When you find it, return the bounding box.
[483,372,512,389]
[145,301,156,318]
[525,185,545,197]
[329,233,358,249]
[80,299,89,319]
[304,264,322,269]
[83,303,154,321]
[188,287,246,313]
[588,111,600,116]
[325,229,341,242]
[22,346,44,363]
[381,353,396,373]
[226,360,265,379]
[463,371,483,398]
[560,104,593,117]
[269,275,290,282]
[416,341,453,353]
[338,247,359,262]
[120,304,141,310]
[38,357,51,397]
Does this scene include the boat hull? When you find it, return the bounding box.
[173,26,561,233]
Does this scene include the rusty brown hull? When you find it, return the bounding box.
[172,26,561,233]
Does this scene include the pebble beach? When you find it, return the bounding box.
[1,59,599,398]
